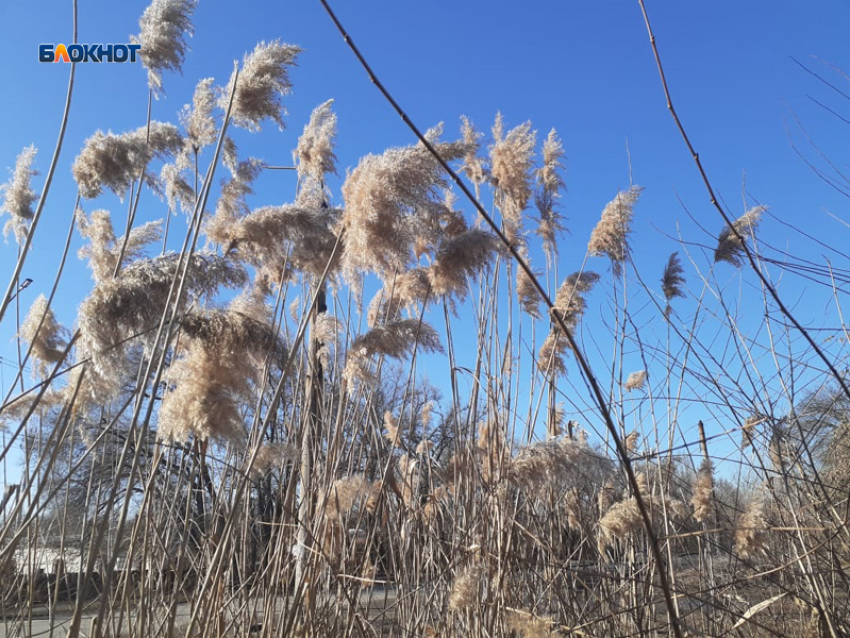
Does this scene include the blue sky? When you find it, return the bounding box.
[1,1,849,483]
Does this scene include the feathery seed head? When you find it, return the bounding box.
[250,442,296,478]
[691,459,714,523]
[415,439,433,455]
[343,319,443,386]
[506,610,559,638]
[516,246,542,319]
[133,0,196,93]
[587,186,643,275]
[1,145,38,243]
[340,126,467,281]
[211,201,341,279]
[180,77,217,157]
[313,313,342,344]
[624,370,647,392]
[160,163,195,214]
[320,475,373,520]
[552,271,599,331]
[459,116,488,187]
[206,158,264,233]
[509,437,589,489]
[73,122,183,199]
[539,270,599,372]
[419,400,434,429]
[599,497,643,548]
[742,414,764,448]
[715,206,764,266]
[661,251,685,315]
[20,295,69,377]
[538,330,569,374]
[78,252,247,393]
[489,114,536,244]
[383,411,400,446]
[367,268,431,327]
[449,564,486,611]
[159,295,283,444]
[735,498,768,557]
[77,208,162,282]
[661,251,685,302]
[295,99,338,183]
[534,129,567,263]
[428,229,498,299]
[477,419,510,484]
[625,431,641,455]
[225,41,302,132]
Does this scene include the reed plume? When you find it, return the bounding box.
[624,430,640,454]
[624,370,647,391]
[489,113,536,245]
[250,442,296,477]
[735,497,768,557]
[343,319,443,386]
[294,99,338,183]
[428,228,498,300]
[76,208,162,281]
[20,295,69,376]
[158,292,284,444]
[180,77,217,158]
[161,163,195,214]
[506,609,559,638]
[459,116,488,188]
[383,411,400,446]
[133,0,197,93]
[538,330,569,373]
[534,129,567,263]
[477,419,510,484]
[367,268,431,327]
[212,197,341,280]
[319,475,373,520]
[72,122,183,199]
[599,497,643,548]
[552,271,600,331]
[509,437,599,489]
[415,439,433,455]
[340,125,467,280]
[516,246,542,319]
[77,252,247,387]
[691,459,714,523]
[225,40,302,131]
[1,145,38,243]
[742,414,763,448]
[206,158,264,233]
[715,206,764,266]
[449,564,486,611]
[661,251,685,316]
[539,271,599,372]
[587,186,643,275]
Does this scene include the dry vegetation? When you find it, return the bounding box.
[1,1,850,637]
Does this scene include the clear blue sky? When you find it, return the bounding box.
[1,1,849,483]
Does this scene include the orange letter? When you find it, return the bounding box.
[54,44,70,63]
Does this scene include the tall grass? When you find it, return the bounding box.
[1,2,849,637]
